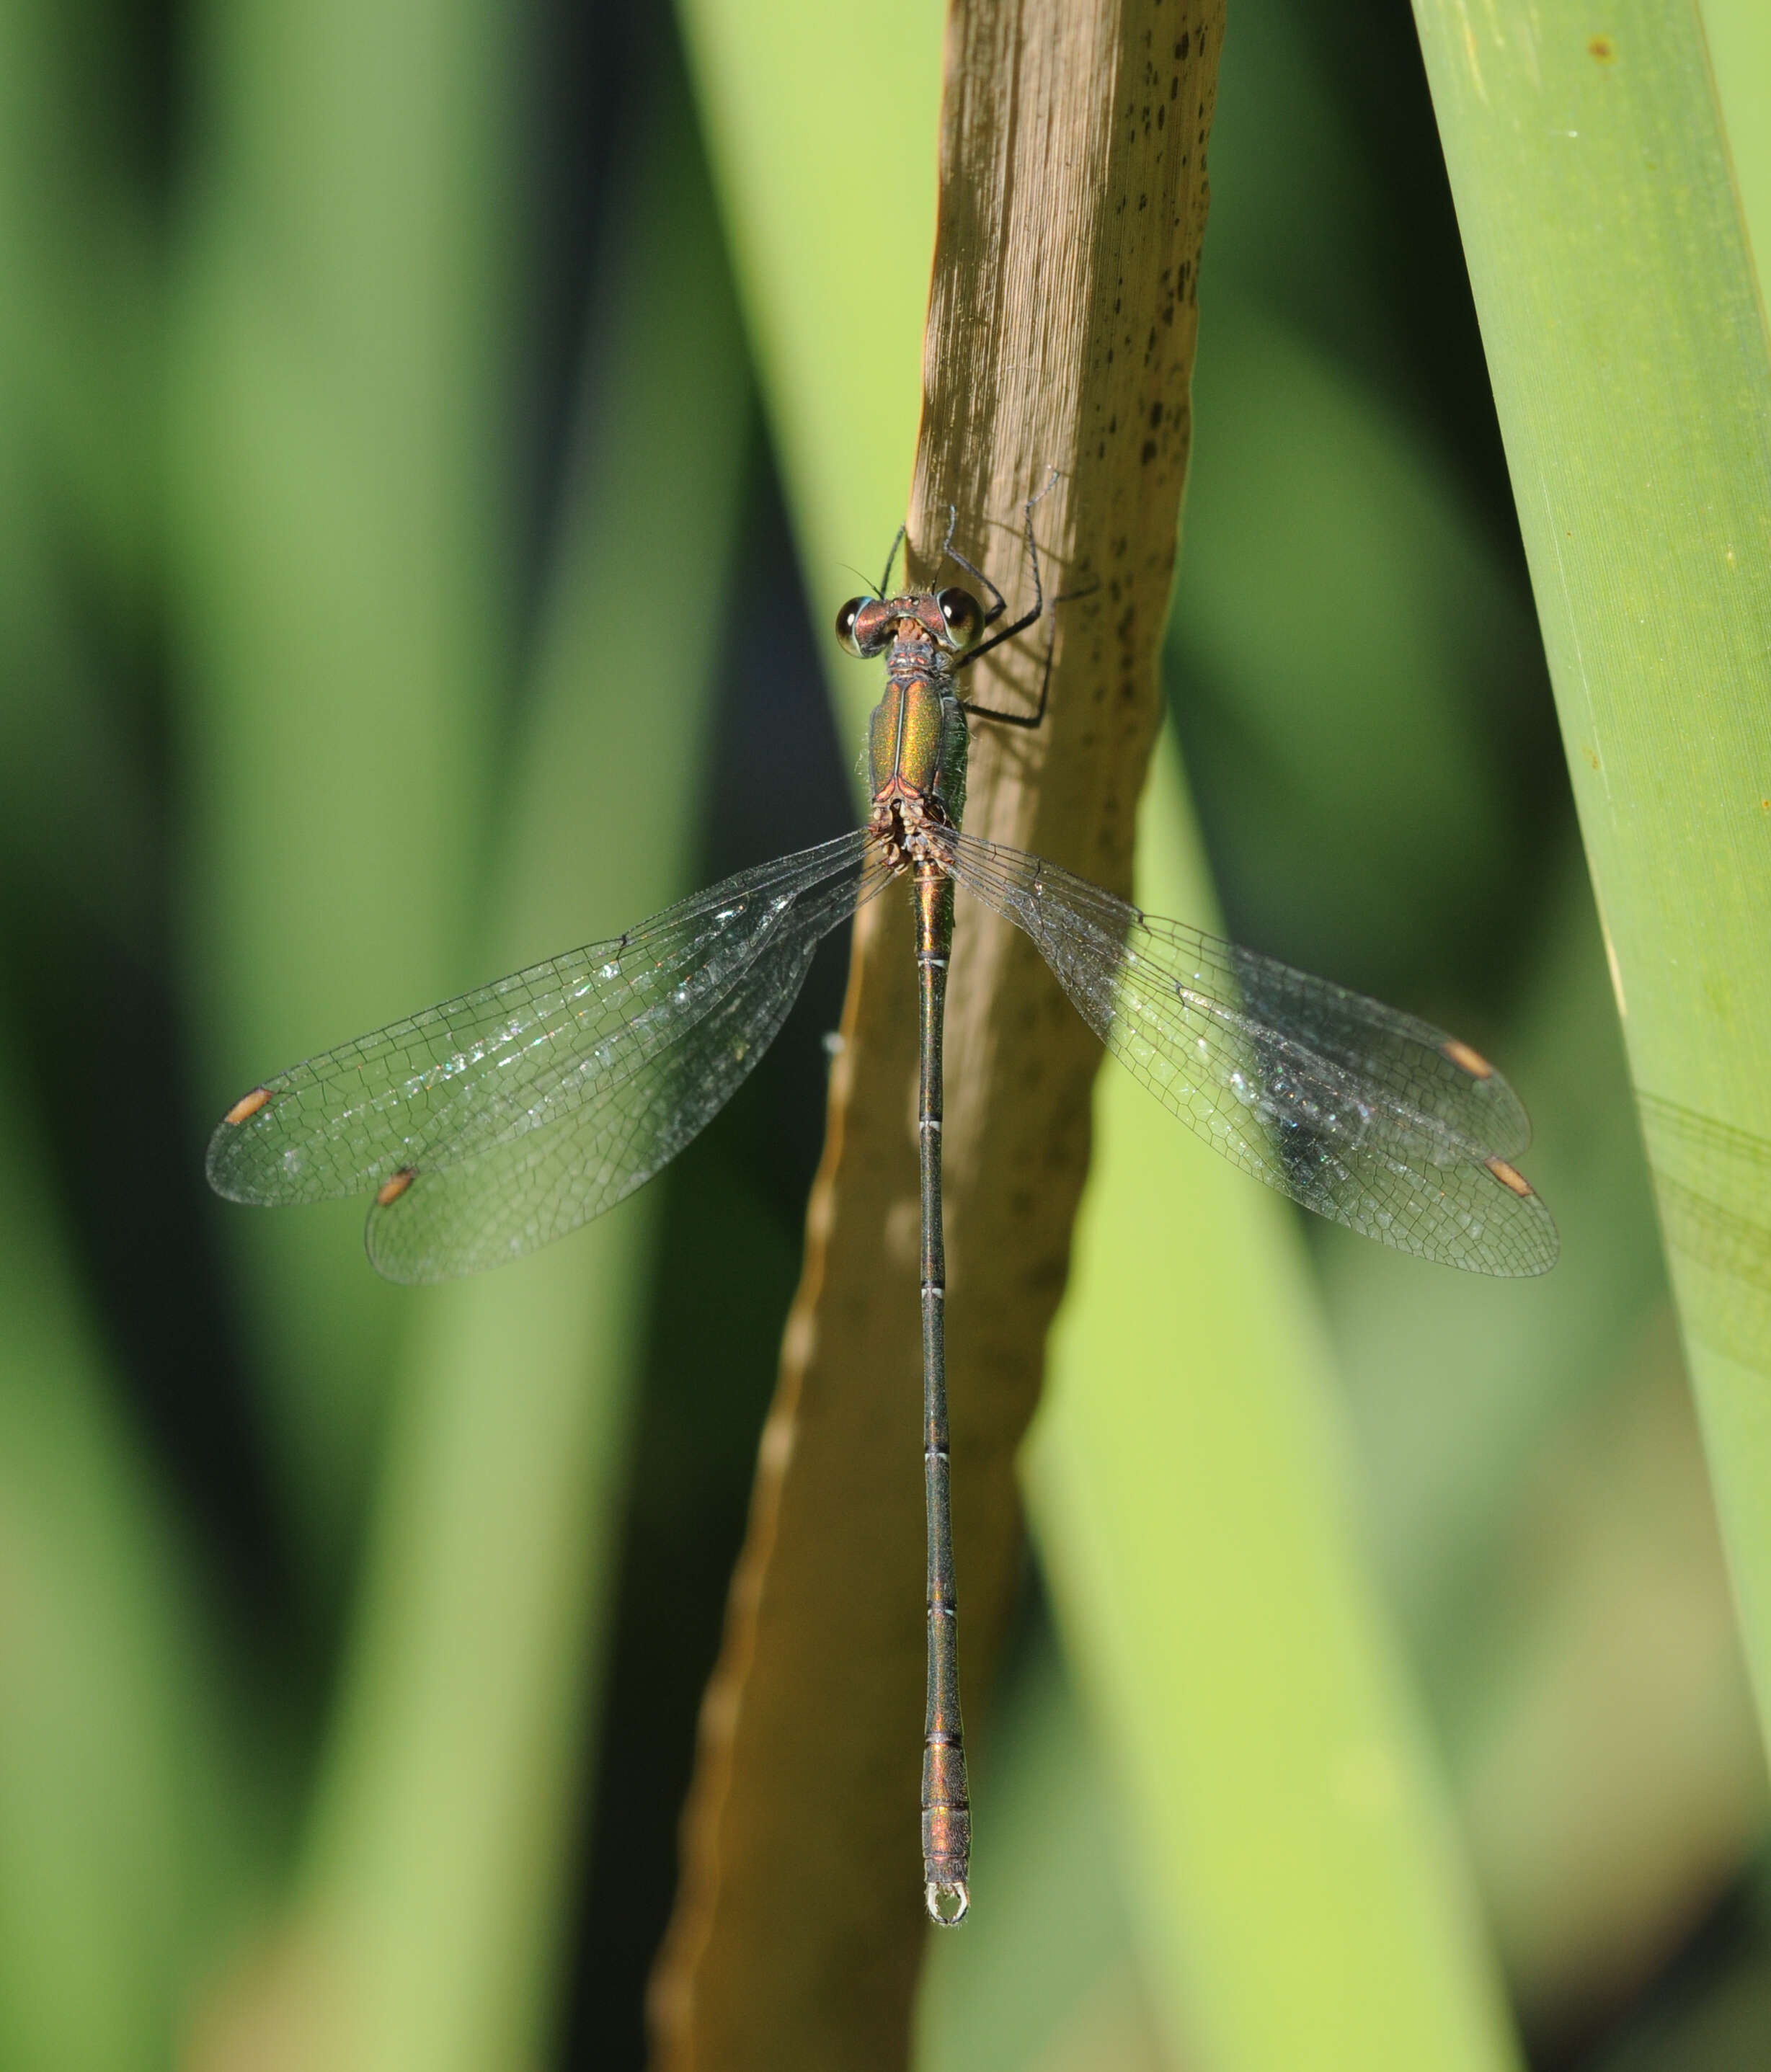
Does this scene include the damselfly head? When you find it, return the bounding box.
[836,587,985,658]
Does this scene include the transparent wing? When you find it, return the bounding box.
[208,830,889,1281]
[939,827,1557,1277]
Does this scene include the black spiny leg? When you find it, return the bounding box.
[954,494,1083,732]
[937,504,1010,627]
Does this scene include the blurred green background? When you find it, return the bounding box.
[2,0,1767,2068]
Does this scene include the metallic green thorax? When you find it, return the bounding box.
[866,621,969,832]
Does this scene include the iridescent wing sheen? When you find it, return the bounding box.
[208,831,889,1282]
[938,827,1557,1277]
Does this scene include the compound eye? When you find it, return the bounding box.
[936,587,983,649]
[835,597,869,656]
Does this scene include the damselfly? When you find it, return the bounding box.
[208,497,1557,1925]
